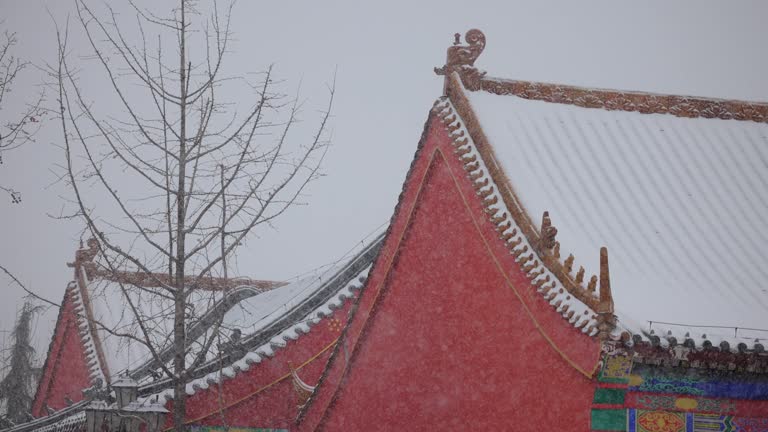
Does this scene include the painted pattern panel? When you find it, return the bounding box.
[630,364,768,400]
[628,410,689,432]
[633,394,736,413]
[593,351,768,432]
[626,410,768,432]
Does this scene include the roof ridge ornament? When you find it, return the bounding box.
[539,211,558,254]
[67,237,100,279]
[477,77,768,123]
[435,29,487,92]
[597,247,616,340]
[68,237,99,266]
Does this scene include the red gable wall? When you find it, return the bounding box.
[32,285,94,417]
[33,270,356,428]
[168,300,355,430]
[299,111,601,430]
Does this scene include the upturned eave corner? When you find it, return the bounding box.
[437,34,614,340]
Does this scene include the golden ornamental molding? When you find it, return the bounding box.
[436,29,768,123]
[476,78,768,123]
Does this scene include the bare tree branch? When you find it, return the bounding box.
[0,29,45,204]
[0,264,59,308]
[49,1,336,428]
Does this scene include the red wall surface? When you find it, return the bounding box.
[300,113,600,431]
[32,287,94,417]
[34,273,354,428]
[173,300,355,430]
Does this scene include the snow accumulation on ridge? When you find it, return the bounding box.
[85,274,235,378]
[82,257,365,380]
[148,262,372,402]
[70,274,107,385]
[434,97,600,337]
[465,89,768,348]
[23,411,84,432]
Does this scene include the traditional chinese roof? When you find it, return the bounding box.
[2,401,86,432]
[76,234,382,386]
[16,233,382,431]
[65,238,286,382]
[143,233,381,401]
[432,98,602,337]
[296,82,607,429]
[30,238,285,418]
[437,30,768,356]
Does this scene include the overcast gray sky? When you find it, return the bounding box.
[1,0,767,355]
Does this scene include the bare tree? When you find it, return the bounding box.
[49,1,334,429]
[0,27,44,204]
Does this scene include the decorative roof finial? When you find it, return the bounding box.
[597,247,616,339]
[68,237,100,270]
[68,238,103,281]
[539,211,558,254]
[599,247,612,311]
[435,29,487,92]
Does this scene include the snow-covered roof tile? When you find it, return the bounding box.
[69,277,108,385]
[436,29,768,356]
[433,97,601,336]
[63,238,287,380]
[150,261,373,400]
[464,87,768,334]
[436,30,768,354]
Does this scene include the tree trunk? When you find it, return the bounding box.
[173,1,188,430]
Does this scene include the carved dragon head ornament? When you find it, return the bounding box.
[435,29,487,91]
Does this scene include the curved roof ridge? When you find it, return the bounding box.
[126,284,275,380]
[441,79,616,335]
[437,29,768,124]
[1,402,87,432]
[73,237,284,292]
[480,75,768,117]
[434,96,606,337]
[135,234,383,398]
[72,268,111,385]
[147,262,373,404]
